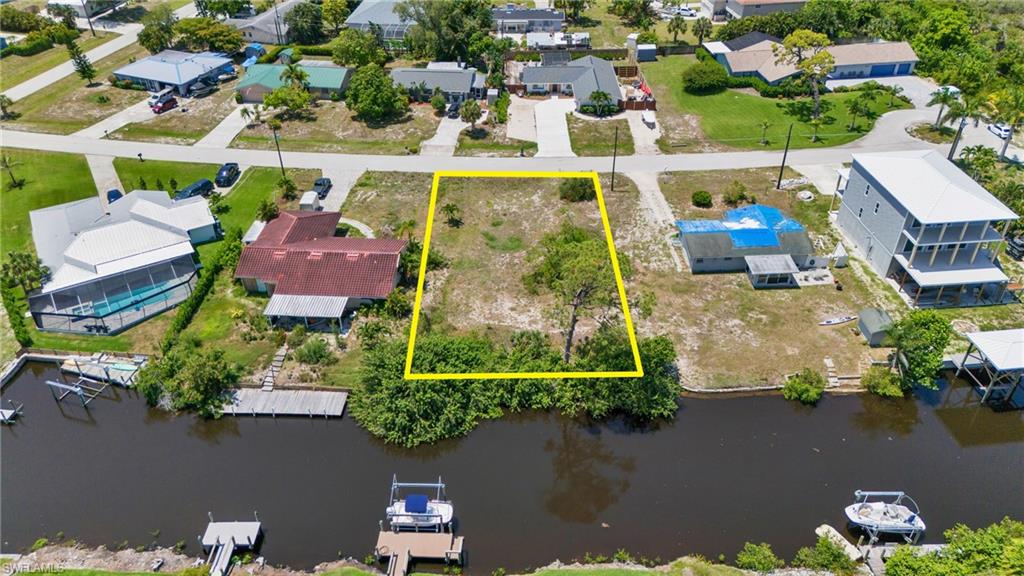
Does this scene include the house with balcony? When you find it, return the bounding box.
[836,150,1019,308]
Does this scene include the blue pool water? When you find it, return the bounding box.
[88,280,177,317]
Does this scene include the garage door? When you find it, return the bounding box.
[870,64,897,77]
[897,63,912,75]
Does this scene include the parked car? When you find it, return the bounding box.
[988,123,1012,139]
[174,178,215,200]
[188,81,216,98]
[312,177,333,199]
[447,102,460,119]
[151,98,178,114]
[146,87,174,107]
[106,189,123,204]
[1007,236,1024,260]
[215,163,240,187]
[675,6,697,16]
[217,69,238,83]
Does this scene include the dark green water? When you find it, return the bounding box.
[2,361,1022,573]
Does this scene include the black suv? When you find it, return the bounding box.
[174,178,215,200]
[189,81,216,97]
[312,177,333,199]
[215,163,240,187]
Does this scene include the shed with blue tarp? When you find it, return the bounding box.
[676,205,815,274]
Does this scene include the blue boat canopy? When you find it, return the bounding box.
[405,494,429,513]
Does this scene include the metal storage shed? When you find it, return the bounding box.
[858,308,893,347]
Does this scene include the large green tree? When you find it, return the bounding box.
[774,29,833,119]
[284,1,324,44]
[262,85,312,116]
[138,4,177,54]
[321,0,349,34]
[553,0,591,23]
[987,86,1024,160]
[173,17,243,53]
[395,0,493,62]
[344,63,409,121]
[523,222,631,362]
[330,28,387,67]
[890,310,952,390]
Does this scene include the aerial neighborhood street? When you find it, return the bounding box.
[1,1,1022,576]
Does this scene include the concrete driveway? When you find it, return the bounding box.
[534,98,576,157]
[506,95,538,142]
[624,110,661,155]
[420,116,471,156]
[826,76,939,109]
[86,155,123,205]
[72,99,155,139]
[195,104,249,148]
[320,167,366,212]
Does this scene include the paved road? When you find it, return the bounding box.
[2,110,941,173]
[2,3,198,102]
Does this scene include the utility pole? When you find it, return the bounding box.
[271,124,286,178]
[776,123,793,190]
[611,125,619,193]
[80,0,96,37]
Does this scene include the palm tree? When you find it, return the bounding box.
[441,203,461,227]
[692,17,712,46]
[394,219,416,240]
[1,251,48,293]
[668,15,687,43]
[0,155,21,188]
[846,97,867,131]
[888,85,904,108]
[928,88,959,129]
[988,85,1024,160]
[0,94,12,119]
[279,63,309,90]
[759,120,771,145]
[590,90,613,117]
[240,106,253,127]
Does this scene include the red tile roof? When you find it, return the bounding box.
[235,211,406,299]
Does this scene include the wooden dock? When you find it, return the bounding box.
[61,356,144,386]
[224,388,348,417]
[375,531,464,576]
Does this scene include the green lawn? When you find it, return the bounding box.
[642,55,912,150]
[0,149,97,258]
[567,115,635,156]
[0,32,116,90]
[567,0,700,48]
[113,158,219,194]
[0,43,150,134]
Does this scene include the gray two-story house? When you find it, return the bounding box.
[836,150,1018,308]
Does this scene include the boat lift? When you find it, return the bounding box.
[45,374,108,408]
[0,399,25,424]
[387,475,449,533]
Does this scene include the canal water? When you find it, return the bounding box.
[2,361,1023,573]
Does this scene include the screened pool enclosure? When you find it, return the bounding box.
[29,255,198,335]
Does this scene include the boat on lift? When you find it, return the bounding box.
[844,491,925,543]
[385,475,454,532]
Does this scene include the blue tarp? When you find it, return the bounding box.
[245,43,266,57]
[405,494,429,514]
[676,205,804,249]
[242,56,258,69]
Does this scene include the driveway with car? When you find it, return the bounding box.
[534,98,576,157]
[624,110,662,155]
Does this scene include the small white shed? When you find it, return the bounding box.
[300,191,320,211]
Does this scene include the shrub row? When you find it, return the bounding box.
[0,284,32,347]
[160,229,243,352]
[257,44,290,64]
[0,25,80,59]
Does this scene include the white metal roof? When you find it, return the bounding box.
[702,41,730,54]
[853,150,1018,224]
[264,294,349,318]
[745,254,799,275]
[243,220,266,244]
[966,329,1024,371]
[123,191,216,233]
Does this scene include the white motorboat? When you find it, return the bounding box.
[385,475,454,532]
[844,491,925,543]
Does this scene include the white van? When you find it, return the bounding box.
[146,87,174,107]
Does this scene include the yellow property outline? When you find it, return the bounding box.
[404,170,643,380]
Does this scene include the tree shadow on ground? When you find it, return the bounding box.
[101,5,149,23]
[778,98,835,124]
[466,127,489,140]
